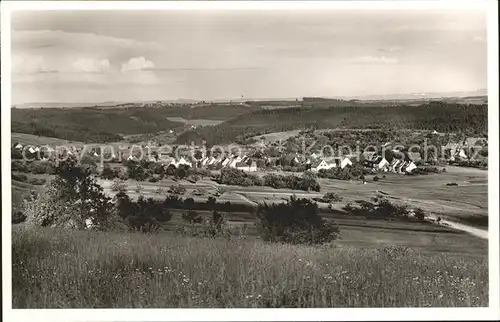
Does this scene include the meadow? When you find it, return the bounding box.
[96,165,488,228]
[12,226,488,308]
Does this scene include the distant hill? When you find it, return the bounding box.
[175,102,488,146]
[11,103,262,143]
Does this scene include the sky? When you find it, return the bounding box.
[11,10,487,104]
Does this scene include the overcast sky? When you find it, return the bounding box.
[11,10,486,104]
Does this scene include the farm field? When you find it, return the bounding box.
[166,116,225,127]
[98,165,487,227]
[11,132,83,147]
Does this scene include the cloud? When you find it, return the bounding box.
[347,56,399,64]
[13,55,112,74]
[377,46,402,53]
[72,58,111,73]
[473,36,485,43]
[12,30,165,52]
[12,55,53,74]
[121,57,155,73]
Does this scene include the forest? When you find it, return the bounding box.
[175,102,488,146]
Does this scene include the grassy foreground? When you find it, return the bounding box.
[12,226,487,308]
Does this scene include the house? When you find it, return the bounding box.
[310,152,319,159]
[201,157,210,166]
[177,156,192,167]
[14,143,23,150]
[229,155,243,168]
[28,146,36,154]
[169,130,174,134]
[377,158,390,171]
[236,160,258,172]
[389,159,402,172]
[405,161,417,173]
[432,130,439,135]
[221,157,232,167]
[463,137,487,148]
[455,148,468,160]
[340,157,352,169]
[311,159,336,172]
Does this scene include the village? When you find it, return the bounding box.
[11,132,488,180]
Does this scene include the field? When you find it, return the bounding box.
[98,165,487,228]
[12,225,487,308]
[166,116,225,127]
[11,132,83,146]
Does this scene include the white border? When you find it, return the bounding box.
[1,1,499,321]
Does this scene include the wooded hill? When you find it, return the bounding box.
[11,104,261,143]
[174,102,488,146]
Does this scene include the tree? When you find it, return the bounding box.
[24,158,112,230]
[101,164,119,179]
[182,209,203,225]
[111,178,127,192]
[256,196,340,245]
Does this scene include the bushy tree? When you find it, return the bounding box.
[111,178,127,192]
[24,158,112,230]
[256,196,340,245]
[321,192,343,203]
[168,184,186,195]
[101,165,120,179]
[182,209,203,225]
[114,192,172,232]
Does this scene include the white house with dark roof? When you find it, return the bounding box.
[236,160,258,172]
[340,157,352,169]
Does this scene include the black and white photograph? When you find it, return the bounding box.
[1,1,499,321]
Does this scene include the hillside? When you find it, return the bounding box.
[174,102,488,146]
[11,104,261,143]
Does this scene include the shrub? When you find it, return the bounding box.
[11,161,29,173]
[320,192,343,203]
[192,187,207,196]
[12,211,26,224]
[182,209,203,225]
[114,193,172,232]
[155,187,164,194]
[27,177,47,185]
[12,173,28,182]
[111,178,127,193]
[256,196,340,245]
[215,187,227,197]
[413,208,426,221]
[100,165,120,179]
[30,162,53,175]
[373,176,380,182]
[168,184,186,195]
[203,210,230,238]
[135,185,144,194]
[446,182,458,186]
[343,195,412,220]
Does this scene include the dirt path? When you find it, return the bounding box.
[234,193,258,206]
[427,214,488,240]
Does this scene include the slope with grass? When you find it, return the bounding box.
[12,226,487,308]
